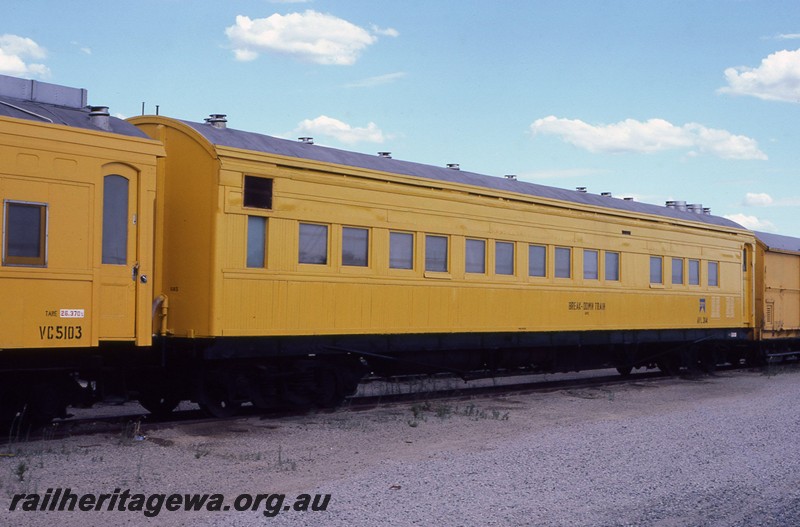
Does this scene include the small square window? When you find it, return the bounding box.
[299,223,328,264]
[244,176,273,209]
[465,239,486,274]
[390,232,413,269]
[342,227,369,267]
[3,201,47,267]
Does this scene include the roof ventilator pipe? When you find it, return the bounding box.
[299,137,314,144]
[88,106,111,131]
[601,192,612,197]
[205,114,227,129]
[446,163,460,170]
[378,152,392,158]
[576,187,587,193]
[504,175,517,180]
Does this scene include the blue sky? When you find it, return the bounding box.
[4,1,800,236]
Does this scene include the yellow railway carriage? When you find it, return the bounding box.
[3,73,795,425]
[126,112,758,414]
[0,75,163,422]
[755,232,800,344]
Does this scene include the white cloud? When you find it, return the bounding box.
[0,34,50,78]
[719,48,800,103]
[345,71,406,88]
[292,115,387,144]
[530,116,767,160]
[225,11,397,65]
[743,192,774,206]
[723,213,777,232]
[776,33,800,40]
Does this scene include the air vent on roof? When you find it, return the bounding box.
[703,208,711,215]
[446,163,460,170]
[205,114,227,129]
[601,192,612,197]
[624,197,634,201]
[688,204,705,214]
[666,200,688,211]
[504,175,517,180]
[88,106,111,131]
[576,187,587,193]
[378,152,392,158]
[298,137,314,144]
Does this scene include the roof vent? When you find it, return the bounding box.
[298,137,314,144]
[703,207,711,215]
[205,114,227,129]
[688,204,704,214]
[576,187,587,193]
[601,192,612,197]
[624,197,634,201]
[378,151,392,158]
[446,163,460,170]
[88,106,111,131]
[504,174,517,180]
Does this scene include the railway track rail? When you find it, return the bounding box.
[6,364,770,442]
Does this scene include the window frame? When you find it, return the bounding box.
[341,226,369,267]
[555,247,571,279]
[583,249,599,280]
[708,261,719,287]
[389,231,414,270]
[671,257,684,285]
[298,222,329,265]
[650,256,663,285]
[465,238,486,274]
[243,176,273,210]
[425,234,449,273]
[605,251,620,282]
[528,244,547,278]
[246,215,267,268]
[495,240,515,276]
[2,200,48,267]
[688,259,700,286]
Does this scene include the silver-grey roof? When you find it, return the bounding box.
[755,231,800,254]
[0,74,148,138]
[182,118,746,231]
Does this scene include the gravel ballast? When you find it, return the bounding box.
[1,367,799,526]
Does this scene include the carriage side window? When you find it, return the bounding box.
[605,251,620,281]
[243,176,273,209]
[708,261,719,287]
[529,244,546,277]
[672,258,684,285]
[583,249,598,280]
[465,239,486,274]
[555,247,571,278]
[688,259,700,285]
[246,216,267,268]
[298,223,328,264]
[390,231,413,269]
[342,227,369,267]
[425,234,448,272]
[650,256,663,284]
[496,241,514,275]
[3,201,47,267]
[102,175,128,265]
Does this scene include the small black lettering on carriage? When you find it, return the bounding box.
[45,310,58,317]
[38,325,83,340]
[568,302,606,311]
